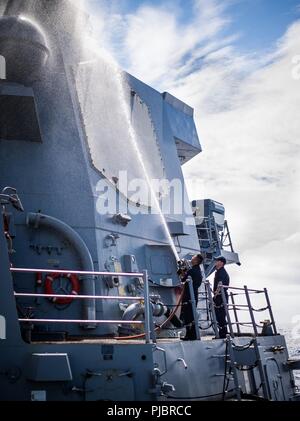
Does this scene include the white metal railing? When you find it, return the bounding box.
[18,319,144,325]
[213,283,277,338]
[10,267,154,343]
[222,285,278,337]
[11,267,144,277]
[14,293,144,300]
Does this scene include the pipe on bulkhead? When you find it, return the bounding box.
[122,302,145,322]
[122,301,166,322]
[26,212,96,328]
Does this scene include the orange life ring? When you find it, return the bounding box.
[44,272,80,305]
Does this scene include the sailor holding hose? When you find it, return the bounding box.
[178,254,203,340]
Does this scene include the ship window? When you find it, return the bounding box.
[0,95,42,142]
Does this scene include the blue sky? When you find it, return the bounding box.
[84,0,300,91]
[226,0,300,51]
[87,0,300,56]
[82,0,300,325]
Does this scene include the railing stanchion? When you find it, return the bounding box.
[230,292,241,336]
[206,281,219,338]
[221,285,234,338]
[244,286,258,337]
[143,270,151,344]
[264,288,277,335]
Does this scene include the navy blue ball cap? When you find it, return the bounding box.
[214,256,226,265]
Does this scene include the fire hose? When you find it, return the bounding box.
[114,285,185,340]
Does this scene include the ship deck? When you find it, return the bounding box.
[30,336,218,345]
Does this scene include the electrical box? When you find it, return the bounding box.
[123,255,139,273]
[123,255,144,292]
[167,221,189,236]
[104,257,122,288]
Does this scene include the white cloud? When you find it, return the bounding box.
[179,20,300,323]
[84,0,234,86]
[82,0,300,321]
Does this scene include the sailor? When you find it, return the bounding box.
[213,256,230,338]
[179,254,203,340]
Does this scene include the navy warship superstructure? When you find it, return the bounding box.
[0,0,299,401]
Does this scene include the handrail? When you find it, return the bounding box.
[222,285,264,293]
[19,319,144,324]
[230,321,265,327]
[230,291,241,335]
[10,267,144,277]
[12,267,154,344]
[227,304,270,312]
[205,281,277,339]
[14,292,144,301]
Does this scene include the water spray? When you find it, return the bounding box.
[78,36,180,262]
[115,71,180,261]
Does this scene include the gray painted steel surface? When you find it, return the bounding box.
[0,0,298,401]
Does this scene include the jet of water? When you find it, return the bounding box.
[115,70,180,262]
[79,54,179,261]
[71,1,180,262]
